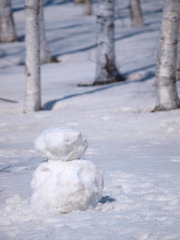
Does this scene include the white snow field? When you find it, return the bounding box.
[1,0,180,239]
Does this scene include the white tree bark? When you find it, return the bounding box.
[154,0,180,111]
[83,0,92,16]
[176,25,180,81]
[0,0,17,42]
[94,0,124,85]
[39,0,57,64]
[24,0,41,112]
[129,0,144,28]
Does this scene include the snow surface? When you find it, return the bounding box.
[35,127,88,161]
[1,0,180,239]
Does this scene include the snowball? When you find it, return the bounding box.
[30,160,103,213]
[35,127,88,161]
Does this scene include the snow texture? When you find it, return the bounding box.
[35,127,88,161]
[33,127,102,213]
[31,159,104,213]
[1,0,180,239]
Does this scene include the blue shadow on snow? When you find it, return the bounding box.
[43,68,155,110]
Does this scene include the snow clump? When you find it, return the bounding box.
[35,127,88,161]
[31,159,103,213]
[31,127,104,213]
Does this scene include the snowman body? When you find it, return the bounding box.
[31,127,103,213]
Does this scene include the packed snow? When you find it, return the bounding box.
[1,0,180,239]
[31,159,103,213]
[35,127,88,161]
[31,127,103,213]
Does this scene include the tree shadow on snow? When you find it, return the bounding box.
[44,0,74,6]
[12,0,73,12]
[126,64,155,75]
[53,28,157,58]
[43,68,155,110]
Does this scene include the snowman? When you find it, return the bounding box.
[30,127,104,213]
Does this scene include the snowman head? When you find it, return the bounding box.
[35,127,88,161]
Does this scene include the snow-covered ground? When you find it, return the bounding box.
[1,0,180,239]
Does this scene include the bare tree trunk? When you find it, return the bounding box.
[176,25,180,81]
[39,0,58,64]
[154,0,180,111]
[83,0,92,16]
[129,0,144,27]
[24,0,41,112]
[0,0,17,42]
[94,0,124,85]
[74,0,85,4]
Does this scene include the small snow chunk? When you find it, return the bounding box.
[30,160,103,213]
[35,127,88,161]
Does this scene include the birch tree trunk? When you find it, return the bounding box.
[154,0,180,111]
[0,0,17,42]
[83,0,92,16]
[74,0,85,5]
[176,26,180,81]
[39,0,58,64]
[94,0,124,85]
[24,0,41,112]
[129,0,144,27]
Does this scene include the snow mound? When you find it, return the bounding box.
[35,127,88,161]
[30,159,104,213]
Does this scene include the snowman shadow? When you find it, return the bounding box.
[99,196,116,204]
